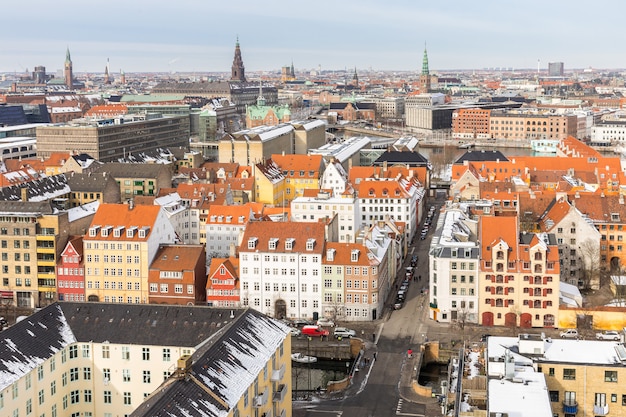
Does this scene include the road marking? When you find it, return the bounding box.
[396,399,424,416]
[307,410,342,416]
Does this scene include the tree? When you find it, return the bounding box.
[579,238,601,291]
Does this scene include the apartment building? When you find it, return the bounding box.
[147,244,206,305]
[272,153,324,203]
[478,215,560,328]
[451,108,491,139]
[428,207,480,323]
[0,303,291,417]
[538,197,602,290]
[291,189,359,243]
[152,192,195,244]
[489,109,577,141]
[205,204,254,258]
[66,171,121,207]
[219,124,295,166]
[319,159,350,197]
[83,203,176,304]
[238,221,326,320]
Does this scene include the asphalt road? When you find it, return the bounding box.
[293,201,441,417]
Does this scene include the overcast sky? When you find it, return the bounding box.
[1,0,624,74]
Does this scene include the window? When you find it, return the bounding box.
[50,380,56,396]
[83,367,91,380]
[142,347,150,361]
[84,389,92,403]
[143,370,151,383]
[104,391,112,404]
[563,368,575,380]
[103,368,111,381]
[102,346,110,358]
[549,390,559,402]
[70,367,79,381]
[124,392,131,405]
[123,369,130,382]
[605,370,617,382]
[163,348,171,361]
[71,389,79,404]
[122,346,130,360]
[548,367,554,376]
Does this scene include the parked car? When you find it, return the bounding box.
[301,325,330,337]
[596,330,621,341]
[394,297,404,310]
[290,327,301,337]
[316,317,335,327]
[333,327,356,338]
[293,319,313,328]
[559,329,579,339]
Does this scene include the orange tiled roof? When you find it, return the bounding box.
[239,221,325,253]
[480,215,518,260]
[150,245,205,271]
[87,203,161,241]
[356,179,411,199]
[324,242,377,266]
[207,257,240,290]
[206,205,253,224]
[271,154,323,178]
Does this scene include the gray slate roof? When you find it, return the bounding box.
[0,302,289,417]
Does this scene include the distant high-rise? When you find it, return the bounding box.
[230,37,246,82]
[548,62,564,77]
[64,47,73,90]
[420,44,431,93]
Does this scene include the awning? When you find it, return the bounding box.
[0,291,13,298]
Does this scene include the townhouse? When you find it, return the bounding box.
[57,236,85,302]
[206,257,241,307]
[428,206,480,323]
[147,244,206,305]
[83,202,176,304]
[205,204,254,258]
[238,221,326,320]
[271,153,324,204]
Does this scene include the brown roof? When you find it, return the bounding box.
[239,221,325,253]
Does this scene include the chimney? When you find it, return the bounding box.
[383,160,388,172]
[129,199,134,210]
[20,187,28,202]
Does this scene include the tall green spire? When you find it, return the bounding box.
[421,43,429,76]
[65,47,71,64]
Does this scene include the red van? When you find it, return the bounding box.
[301,325,330,337]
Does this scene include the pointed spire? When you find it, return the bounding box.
[421,42,429,76]
[65,47,71,64]
[231,36,246,82]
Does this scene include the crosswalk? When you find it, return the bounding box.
[396,399,425,416]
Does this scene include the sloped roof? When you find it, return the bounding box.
[150,245,205,272]
[239,221,325,254]
[372,150,429,166]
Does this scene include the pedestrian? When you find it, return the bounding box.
[373,352,378,360]
[407,349,413,358]
[372,333,376,342]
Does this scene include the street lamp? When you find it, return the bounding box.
[307,336,312,399]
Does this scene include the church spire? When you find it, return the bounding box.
[420,42,431,93]
[421,43,429,76]
[64,47,73,90]
[230,36,246,83]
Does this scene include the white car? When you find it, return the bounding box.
[596,330,621,341]
[317,318,335,327]
[559,329,579,339]
[333,327,356,338]
[290,327,301,337]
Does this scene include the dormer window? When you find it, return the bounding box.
[268,238,279,250]
[238,216,245,223]
[113,226,125,238]
[210,215,217,222]
[101,226,112,237]
[248,237,258,249]
[226,216,232,223]
[126,226,137,238]
[285,238,294,250]
[611,213,620,222]
[218,215,224,222]
[351,249,360,262]
[138,226,150,238]
[369,188,375,196]
[382,188,388,196]
[89,225,101,237]
[306,238,315,251]
[327,248,335,261]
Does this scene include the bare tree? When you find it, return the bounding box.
[579,238,601,291]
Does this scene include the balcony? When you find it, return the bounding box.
[271,364,285,382]
[253,387,269,408]
[593,404,609,416]
[272,384,287,402]
[562,400,578,414]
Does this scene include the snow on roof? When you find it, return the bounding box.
[488,371,552,417]
[0,305,76,391]
[67,201,100,222]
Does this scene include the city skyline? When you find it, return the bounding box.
[2,0,626,74]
